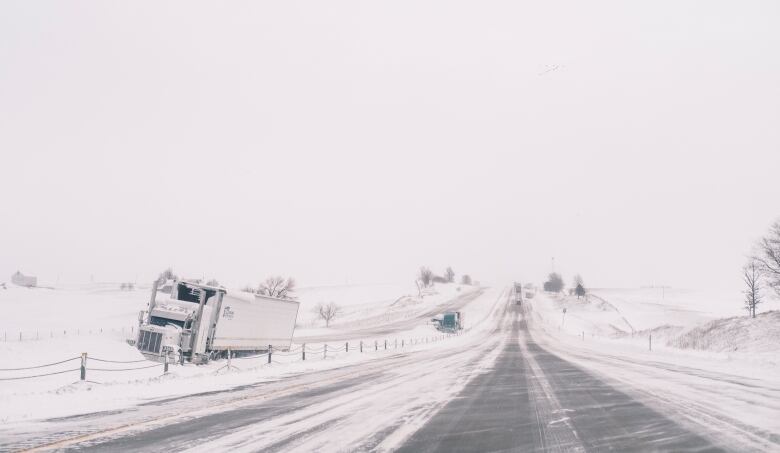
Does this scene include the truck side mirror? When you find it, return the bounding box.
[138,310,145,323]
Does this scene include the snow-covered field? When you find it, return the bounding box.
[0,284,143,340]
[535,287,780,356]
[295,283,415,326]
[0,281,485,423]
[293,282,469,337]
[590,287,780,331]
[525,289,780,451]
[5,282,779,449]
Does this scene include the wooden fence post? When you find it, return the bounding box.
[80,353,87,381]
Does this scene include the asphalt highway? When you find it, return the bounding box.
[398,313,722,452]
[4,299,729,452]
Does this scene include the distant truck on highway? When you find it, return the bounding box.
[432,311,464,333]
[135,280,299,363]
[524,283,536,300]
[513,282,524,305]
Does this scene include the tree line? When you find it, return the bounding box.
[543,272,586,298]
[417,266,473,288]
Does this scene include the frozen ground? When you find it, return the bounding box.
[0,285,506,452]
[3,284,779,451]
[293,282,473,338]
[525,290,780,451]
[294,282,414,327]
[0,284,142,340]
[534,287,780,357]
[0,281,482,424]
[5,286,774,452]
[590,287,780,332]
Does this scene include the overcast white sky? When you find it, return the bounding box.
[1,1,778,291]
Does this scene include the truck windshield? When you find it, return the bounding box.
[150,316,184,328]
[175,283,217,304]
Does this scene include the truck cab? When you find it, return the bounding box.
[437,311,464,332]
[136,280,225,363]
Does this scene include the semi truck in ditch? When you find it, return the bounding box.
[135,280,300,363]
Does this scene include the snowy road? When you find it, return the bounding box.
[399,317,718,452]
[1,289,507,452]
[2,297,755,452]
[294,288,485,343]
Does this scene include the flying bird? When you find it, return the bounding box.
[538,64,563,76]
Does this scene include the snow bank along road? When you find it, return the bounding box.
[294,287,485,343]
[1,291,762,452]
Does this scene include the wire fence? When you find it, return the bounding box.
[0,353,171,383]
[89,357,149,364]
[0,329,468,386]
[0,368,82,381]
[0,356,80,371]
[87,364,163,372]
[2,326,138,343]
[2,287,509,387]
[209,330,469,375]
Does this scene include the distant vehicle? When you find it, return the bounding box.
[135,280,299,363]
[513,282,523,305]
[523,282,536,299]
[434,311,464,332]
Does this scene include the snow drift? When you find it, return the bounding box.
[667,310,780,353]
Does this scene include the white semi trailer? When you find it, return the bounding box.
[136,280,299,363]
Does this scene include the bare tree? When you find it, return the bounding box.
[314,302,341,327]
[544,273,564,293]
[445,267,455,283]
[157,267,178,284]
[743,260,762,318]
[258,276,296,299]
[418,267,433,287]
[279,277,296,298]
[461,274,472,285]
[573,274,586,298]
[756,220,780,296]
[206,278,220,287]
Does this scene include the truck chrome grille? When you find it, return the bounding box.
[138,330,163,354]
